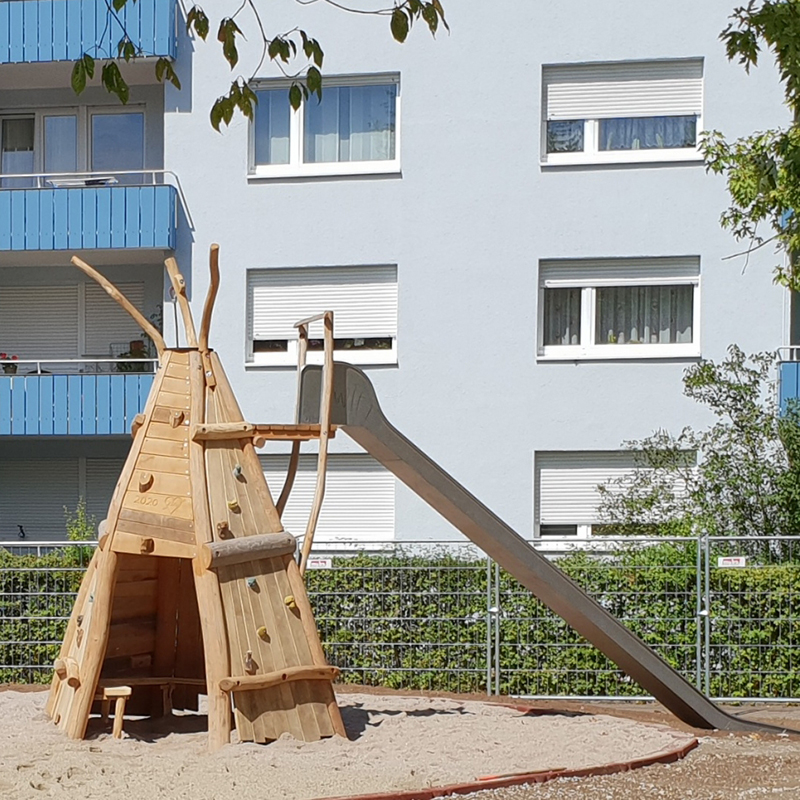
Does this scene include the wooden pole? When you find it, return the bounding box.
[187,350,232,751]
[199,244,220,352]
[164,256,199,348]
[71,256,165,355]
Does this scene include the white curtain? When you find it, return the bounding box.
[596,285,693,344]
[254,89,290,165]
[44,115,78,173]
[304,84,396,163]
[599,115,696,151]
[543,287,581,346]
[1,118,35,187]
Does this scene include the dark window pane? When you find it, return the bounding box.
[546,120,584,153]
[599,115,697,151]
[543,287,581,346]
[254,89,290,165]
[540,525,578,537]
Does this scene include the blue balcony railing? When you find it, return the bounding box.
[0,359,155,435]
[778,347,800,414]
[0,0,176,65]
[0,172,178,250]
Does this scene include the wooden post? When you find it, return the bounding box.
[199,244,220,352]
[188,350,232,751]
[165,257,199,348]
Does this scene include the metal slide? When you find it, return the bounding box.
[299,362,795,734]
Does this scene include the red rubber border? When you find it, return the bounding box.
[319,704,699,800]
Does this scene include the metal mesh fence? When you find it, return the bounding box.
[1,536,798,701]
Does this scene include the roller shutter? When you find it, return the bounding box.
[540,257,700,288]
[84,283,146,356]
[0,286,79,360]
[260,453,395,543]
[85,458,126,524]
[249,265,398,340]
[544,59,703,120]
[0,459,80,541]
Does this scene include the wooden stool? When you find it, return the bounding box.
[100,686,132,739]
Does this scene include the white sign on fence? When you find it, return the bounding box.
[306,557,333,570]
[717,556,748,568]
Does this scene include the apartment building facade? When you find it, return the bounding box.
[0,0,791,546]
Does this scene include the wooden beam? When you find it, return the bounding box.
[99,677,207,688]
[192,422,255,441]
[71,256,165,355]
[219,665,340,694]
[164,256,198,348]
[199,244,220,352]
[200,532,297,570]
[111,531,196,560]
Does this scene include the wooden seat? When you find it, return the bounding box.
[97,686,132,739]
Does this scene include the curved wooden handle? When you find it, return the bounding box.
[199,244,220,352]
[71,256,166,355]
[164,257,198,347]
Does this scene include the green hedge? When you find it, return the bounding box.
[2,543,799,698]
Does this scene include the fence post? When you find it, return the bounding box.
[485,556,493,695]
[695,530,703,691]
[703,532,711,697]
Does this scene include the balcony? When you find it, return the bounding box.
[778,347,800,414]
[0,0,176,65]
[0,172,178,251]
[0,358,155,435]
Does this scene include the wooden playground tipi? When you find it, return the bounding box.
[46,246,345,750]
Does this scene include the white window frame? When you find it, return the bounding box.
[0,106,147,174]
[246,265,399,368]
[541,59,704,167]
[248,73,401,179]
[537,258,701,361]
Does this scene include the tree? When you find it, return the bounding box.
[597,346,800,538]
[71,0,447,130]
[702,0,800,288]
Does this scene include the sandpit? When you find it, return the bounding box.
[0,690,697,800]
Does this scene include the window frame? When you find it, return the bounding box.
[248,73,401,179]
[537,261,701,361]
[540,59,704,167]
[245,264,399,368]
[0,105,147,177]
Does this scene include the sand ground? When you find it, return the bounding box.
[1,686,798,800]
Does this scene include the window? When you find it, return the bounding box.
[542,59,703,165]
[538,257,700,359]
[260,454,395,546]
[0,107,146,185]
[250,75,400,178]
[247,265,398,366]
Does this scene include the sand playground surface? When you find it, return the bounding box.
[0,690,697,800]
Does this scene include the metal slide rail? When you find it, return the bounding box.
[296,362,799,734]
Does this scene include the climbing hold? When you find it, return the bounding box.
[77,614,84,627]
[257,626,269,641]
[246,577,257,590]
[170,410,185,428]
[244,650,257,675]
[76,628,84,647]
[284,595,296,609]
[232,464,243,479]
[138,471,154,492]
[216,521,232,539]
[227,499,240,512]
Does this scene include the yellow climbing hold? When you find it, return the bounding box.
[284,595,296,609]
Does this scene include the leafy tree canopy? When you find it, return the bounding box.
[598,346,800,538]
[71,0,447,130]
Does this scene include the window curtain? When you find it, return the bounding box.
[595,285,693,344]
[546,120,584,153]
[254,89,290,165]
[44,115,78,173]
[599,116,696,151]
[304,84,396,163]
[543,287,581,346]
[1,118,35,187]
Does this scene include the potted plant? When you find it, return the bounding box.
[0,352,19,374]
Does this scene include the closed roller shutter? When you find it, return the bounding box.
[0,286,79,360]
[84,283,146,356]
[249,265,398,340]
[0,459,80,540]
[540,257,700,288]
[85,458,126,524]
[260,453,395,543]
[544,59,703,120]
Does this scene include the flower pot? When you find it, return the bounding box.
[2,364,17,375]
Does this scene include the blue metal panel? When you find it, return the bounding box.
[124,186,139,247]
[110,187,126,248]
[96,187,112,248]
[11,378,25,435]
[124,0,141,54]
[65,0,82,60]
[83,376,97,434]
[125,373,140,431]
[8,0,23,62]
[23,0,38,62]
[154,186,173,248]
[0,3,9,64]
[53,375,68,435]
[81,188,98,250]
[39,374,54,435]
[96,374,111,434]
[139,186,155,247]
[53,189,69,249]
[0,191,10,250]
[82,0,96,62]
[141,0,155,58]
[780,362,800,414]
[39,0,54,62]
[67,189,83,249]
[24,376,39,434]
[0,379,10,435]
[51,0,67,61]
[25,190,39,249]
[67,375,82,434]
[10,191,26,250]
[109,375,125,434]
[37,186,53,250]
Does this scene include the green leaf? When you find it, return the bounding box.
[166,62,181,90]
[289,83,302,111]
[312,40,324,68]
[112,0,127,11]
[432,0,449,31]
[82,53,95,80]
[210,98,224,132]
[123,40,136,62]
[186,6,209,40]
[71,60,86,95]
[101,61,129,104]
[391,8,409,43]
[217,19,239,68]
[307,66,322,101]
[422,4,438,35]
